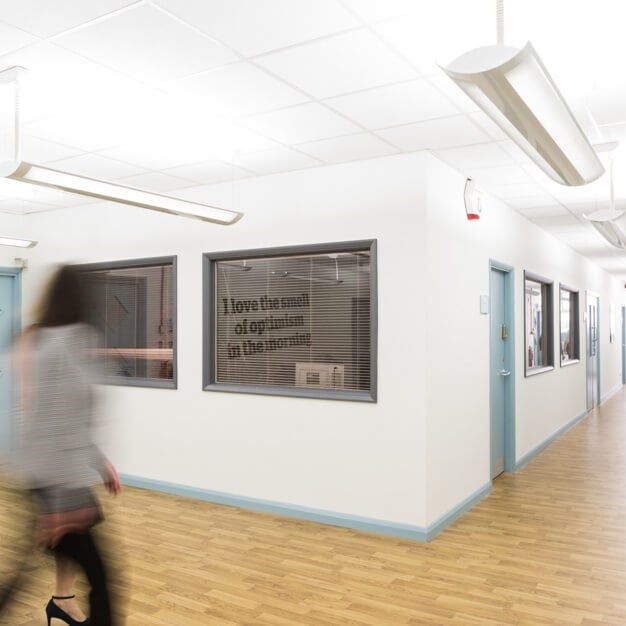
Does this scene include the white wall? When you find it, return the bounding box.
[0,213,30,270]
[424,155,624,522]
[8,153,431,528]
[3,151,623,532]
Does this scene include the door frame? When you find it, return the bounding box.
[586,290,600,409]
[0,267,22,449]
[489,259,516,473]
[0,266,21,337]
[620,306,626,385]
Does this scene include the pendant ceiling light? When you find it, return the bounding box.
[584,142,625,248]
[0,235,37,248]
[441,1,604,186]
[0,67,242,225]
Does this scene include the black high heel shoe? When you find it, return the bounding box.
[46,594,90,625]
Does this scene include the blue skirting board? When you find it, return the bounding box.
[516,409,589,470]
[119,473,491,543]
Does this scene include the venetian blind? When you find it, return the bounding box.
[214,250,371,392]
[82,261,175,382]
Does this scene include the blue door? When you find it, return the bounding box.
[490,264,515,478]
[0,269,20,451]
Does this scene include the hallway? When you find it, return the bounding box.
[1,390,626,625]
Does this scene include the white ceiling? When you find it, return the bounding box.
[0,0,626,276]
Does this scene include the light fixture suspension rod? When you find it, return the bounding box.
[0,66,24,163]
[496,0,504,45]
[13,70,20,162]
[608,152,614,210]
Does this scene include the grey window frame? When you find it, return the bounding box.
[203,240,377,402]
[559,283,580,366]
[74,256,177,389]
[524,270,554,377]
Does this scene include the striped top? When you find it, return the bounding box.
[12,323,105,489]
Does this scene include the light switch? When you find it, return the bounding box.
[480,295,489,314]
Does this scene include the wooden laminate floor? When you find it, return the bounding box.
[1,391,626,625]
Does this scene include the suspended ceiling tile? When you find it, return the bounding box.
[0,22,37,55]
[20,135,84,163]
[507,205,571,220]
[341,0,420,22]
[546,177,608,204]
[53,4,238,84]
[562,199,626,215]
[557,226,611,246]
[531,215,583,230]
[154,0,359,57]
[0,197,61,214]
[0,0,138,38]
[208,147,321,176]
[468,112,509,141]
[464,165,533,187]
[0,43,117,122]
[243,102,361,144]
[48,153,148,180]
[256,29,417,99]
[176,117,281,162]
[486,182,552,199]
[496,140,535,166]
[426,74,477,113]
[510,200,568,213]
[297,132,398,164]
[23,114,128,152]
[434,142,512,171]
[164,160,253,185]
[95,142,201,172]
[98,118,278,170]
[372,4,493,76]
[115,172,196,192]
[324,79,458,129]
[172,62,309,118]
[377,115,489,152]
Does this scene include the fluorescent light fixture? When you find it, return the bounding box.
[0,160,243,225]
[0,235,37,248]
[442,42,604,186]
[584,209,626,248]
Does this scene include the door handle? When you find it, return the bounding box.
[498,369,511,376]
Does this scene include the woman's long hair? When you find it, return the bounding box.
[35,265,87,327]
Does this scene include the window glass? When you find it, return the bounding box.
[78,257,176,388]
[205,242,376,401]
[524,273,554,374]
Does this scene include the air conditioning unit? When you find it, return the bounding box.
[295,362,344,389]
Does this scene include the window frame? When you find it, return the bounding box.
[559,283,580,367]
[203,240,377,402]
[524,270,554,377]
[74,255,177,389]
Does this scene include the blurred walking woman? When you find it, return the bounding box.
[13,265,120,626]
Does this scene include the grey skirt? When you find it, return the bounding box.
[32,485,102,520]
